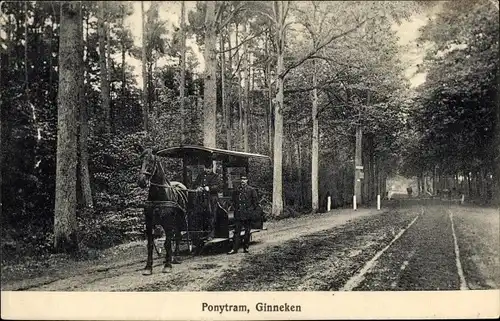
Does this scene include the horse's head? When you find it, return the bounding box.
[138,148,158,188]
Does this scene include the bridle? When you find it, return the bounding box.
[140,151,171,188]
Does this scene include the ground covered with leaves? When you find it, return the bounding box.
[206,207,417,291]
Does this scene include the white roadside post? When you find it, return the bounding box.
[327,196,331,212]
[377,194,381,210]
[353,195,357,210]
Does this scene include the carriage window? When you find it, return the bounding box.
[185,162,223,189]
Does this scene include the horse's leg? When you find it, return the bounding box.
[142,209,154,275]
[172,213,181,264]
[161,213,174,273]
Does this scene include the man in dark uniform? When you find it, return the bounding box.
[193,159,221,239]
[228,175,258,254]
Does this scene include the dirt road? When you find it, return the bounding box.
[1,198,498,292]
[1,207,377,291]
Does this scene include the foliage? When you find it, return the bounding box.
[401,0,498,201]
[4,0,494,261]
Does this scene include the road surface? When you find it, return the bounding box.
[1,197,499,291]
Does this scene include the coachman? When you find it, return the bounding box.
[228,174,259,254]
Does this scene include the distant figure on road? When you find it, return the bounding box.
[407,186,413,198]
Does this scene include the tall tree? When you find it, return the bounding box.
[180,0,187,143]
[270,0,288,217]
[242,22,250,152]
[141,1,148,131]
[79,3,93,209]
[54,1,83,252]
[225,24,233,150]
[260,0,371,216]
[203,1,217,148]
[98,1,110,134]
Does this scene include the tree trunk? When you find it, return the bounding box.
[49,12,54,93]
[264,35,272,156]
[266,31,273,157]
[180,0,186,143]
[106,19,113,132]
[220,31,228,149]
[121,38,126,122]
[494,73,500,205]
[203,1,217,148]
[79,4,92,209]
[354,126,362,204]
[370,138,375,200]
[85,9,90,88]
[242,23,249,152]
[297,139,303,207]
[467,171,471,196]
[24,1,29,93]
[272,2,286,217]
[54,1,82,253]
[98,1,110,134]
[120,5,126,117]
[141,1,148,131]
[235,24,243,150]
[362,137,369,203]
[226,24,233,150]
[311,60,319,212]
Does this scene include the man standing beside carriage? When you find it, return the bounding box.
[228,175,259,254]
[193,159,222,240]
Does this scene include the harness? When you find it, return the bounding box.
[141,153,188,213]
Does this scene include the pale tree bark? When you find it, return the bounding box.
[121,7,126,112]
[98,1,110,134]
[141,1,148,131]
[311,60,319,212]
[271,1,288,217]
[203,1,217,148]
[180,0,186,143]
[220,30,231,149]
[243,22,250,152]
[235,23,244,150]
[251,65,257,151]
[54,1,82,252]
[354,126,362,203]
[297,139,303,207]
[225,24,232,150]
[265,35,273,156]
[362,134,368,202]
[106,18,113,132]
[79,3,93,209]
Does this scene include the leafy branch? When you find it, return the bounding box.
[280,17,369,79]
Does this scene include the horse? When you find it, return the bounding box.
[137,148,188,275]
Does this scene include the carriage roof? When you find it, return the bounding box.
[157,145,271,163]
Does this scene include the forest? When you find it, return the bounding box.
[0,0,498,260]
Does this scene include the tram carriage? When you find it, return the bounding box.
[144,145,270,255]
